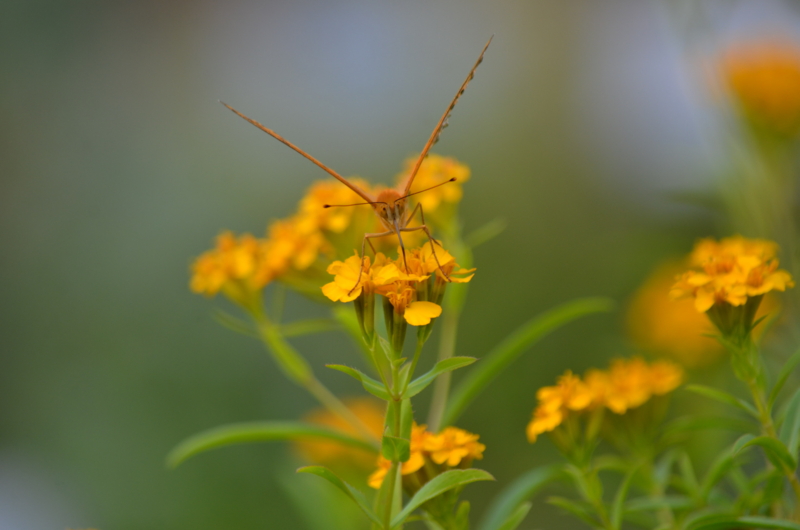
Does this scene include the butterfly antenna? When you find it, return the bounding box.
[323,200,386,209]
[220,101,374,203]
[402,36,493,196]
[398,178,456,201]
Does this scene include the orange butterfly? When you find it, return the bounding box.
[221,37,491,286]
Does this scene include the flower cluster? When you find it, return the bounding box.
[670,237,793,338]
[719,39,800,138]
[396,154,470,224]
[368,424,485,490]
[322,242,474,347]
[527,358,683,443]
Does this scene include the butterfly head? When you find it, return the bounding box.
[372,189,407,232]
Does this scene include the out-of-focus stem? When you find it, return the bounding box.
[427,309,460,432]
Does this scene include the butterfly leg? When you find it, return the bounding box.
[348,230,393,295]
[401,205,452,282]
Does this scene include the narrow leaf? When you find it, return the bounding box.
[624,495,694,513]
[214,310,258,337]
[381,435,410,462]
[779,386,800,458]
[495,502,531,530]
[699,445,736,500]
[391,469,495,528]
[733,434,797,470]
[610,466,638,530]
[327,364,391,400]
[685,384,759,418]
[546,496,600,528]
[297,466,382,526]
[444,297,614,425]
[769,346,800,407]
[405,357,477,398]
[690,515,800,530]
[167,421,377,468]
[479,465,564,530]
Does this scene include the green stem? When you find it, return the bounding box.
[401,340,426,396]
[427,309,460,432]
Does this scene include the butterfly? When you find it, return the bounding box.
[221,37,492,287]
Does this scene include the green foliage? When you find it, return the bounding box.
[297,466,383,526]
[167,421,377,468]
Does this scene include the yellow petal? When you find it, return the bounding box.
[403,301,442,326]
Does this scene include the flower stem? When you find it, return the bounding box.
[427,309,460,432]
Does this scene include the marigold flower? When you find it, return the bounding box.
[295,397,384,472]
[527,359,684,444]
[423,426,486,467]
[368,424,485,489]
[296,178,375,234]
[190,231,275,298]
[321,253,400,302]
[671,236,793,313]
[368,424,431,489]
[396,154,470,212]
[719,39,800,138]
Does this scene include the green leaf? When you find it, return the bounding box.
[381,435,410,462]
[405,357,477,399]
[733,434,797,470]
[677,451,700,499]
[495,502,531,530]
[443,297,614,425]
[391,469,495,528]
[661,415,756,444]
[779,386,800,458]
[769,347,800,407]
[297,466,382,526]
[465,218,507,249]
[689,515,800,530]
[327,364,391,400]
[546,496,599,528]
[684,384,760,418]
[167,421,377,468]
[479,465,563,530]
[699,444,736,500]
[624,495,694,513]
[610,466,638,530]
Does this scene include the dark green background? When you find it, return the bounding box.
[2,1,797,528]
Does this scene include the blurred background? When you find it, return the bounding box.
[3,0,800,528]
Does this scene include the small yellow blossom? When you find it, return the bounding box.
[627,260,725,367]
[671,236,793,313]
[368,424,431,489]
[295,397,384,472]
[719,39,800,138]
[396,154,470,212]
[423,426,486,467]
[527,359,684,444]
[296,178,375,234]
[190,232,274,297]
[368,424,485,489]
[322,253,400,302]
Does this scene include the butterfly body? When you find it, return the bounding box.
[222,37,492,286]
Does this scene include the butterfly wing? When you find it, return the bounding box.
[401,36,492,196]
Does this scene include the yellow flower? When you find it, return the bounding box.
[321,253,400,302]
[526,402,564,443]
[295,397,384,472]
[671,236,794,313]
[526,371,592,443]
[396,154,470,212]
[368,424,431,489]
[423,427,486,467]
[296,178,375,234]
[719,39,800,138]
[649,360,684,396]
[190,232,274,298]
[627,260,725,367]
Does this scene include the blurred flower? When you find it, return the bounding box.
[396,154,470,213]
[627,260,724,368]
[670,236,793,338]
[295,397,384,474]
[296,178,375,234]
[719,38,800,138]
[368,424,485,491]
[190,232,275,308]
[527,359,684,444]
